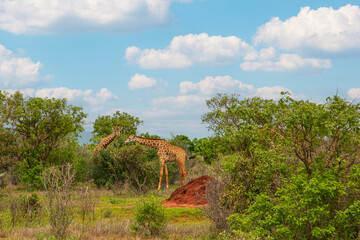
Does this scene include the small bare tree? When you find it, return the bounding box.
[203,179,232,232]
[78,186,96,223]
[43,163,75,240]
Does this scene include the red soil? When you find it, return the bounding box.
[162,175,214,208]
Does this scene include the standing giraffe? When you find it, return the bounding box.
[93,126,122,157]
[125,134,187,190]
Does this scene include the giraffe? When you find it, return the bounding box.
[125,134,187,190]
[93,126,122,157]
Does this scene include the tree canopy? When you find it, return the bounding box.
[203,93,360,239]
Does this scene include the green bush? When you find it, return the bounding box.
[131,195,167,236]
[202,94,360,239]
[229,166,360,239]
[10,193,42,225]
[92,150,126,188]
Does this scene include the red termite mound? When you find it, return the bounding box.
[162,175,214,208]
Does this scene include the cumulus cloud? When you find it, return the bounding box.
[254,4,360,54]
[179,75,304,100]
[241,52,331,72]
[180,75,254,95]
[152,95,207,108]
[84,88,117,106]
[0,44,45,88]
[254,86,304,100]
[35,87,92,100]
[28,87,117,107]
[347,88,360,99]
[2,88,35,97]
[128,73,157,89]
[0,0,191,34]
[125,33,250,69]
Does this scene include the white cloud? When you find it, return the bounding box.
[241,53,331,72]
[0,0,191,34]
[244,47,278,61]
[180,75,254,95]
[347,88,360,99]
[31,87,117,107]
[125,33,250,69]
[254,86,304,100]
[128,73,157,90]
[142,108,183,119]
[2,88,35,97]
[35,87,92,100]
[178,75,305,100]
[152,95,207,108]
[0,44,45,88]
[84,88,117,106]
[254,4,360,54]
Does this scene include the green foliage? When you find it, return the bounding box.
[10,193,42,225]
[19,193,42,222]
[131,195,167,236]
[0,130,20,172]
[0,90,23,128]
[111,145,159,193]
[230,166,360,239]
[92,150,126,188]
[16,97,86,164]
[13,97,86,187]
[47,139,92,182]
[91,111,143,145]
[192,137,220,164]
[203,94,360,239]
[0,90,23,172]
[169,134,194,152]
[15,158,44,188]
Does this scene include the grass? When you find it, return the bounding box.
[0,185,214,239]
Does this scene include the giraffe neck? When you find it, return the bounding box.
[135,136,161,150]
[103,132,116,147]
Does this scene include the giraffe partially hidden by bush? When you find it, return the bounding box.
[125,134,187,190]
[93,126,122,157]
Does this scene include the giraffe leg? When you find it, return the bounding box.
[164,163,169,189]
[177,155,187,187]
[177,162,184,187]
[183,168,187,186]
[158,161,164,190]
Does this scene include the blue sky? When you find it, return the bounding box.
[1,0,360,141]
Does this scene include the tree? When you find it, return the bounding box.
[111,145,157,194]
[0,131,20,172]
[91,111,143,145]
[15,97,86,186]
[203,93,360,238]
[0,90,23,128]
[169,134,194,154]
[192,137,220,164]
[0,91,23,172]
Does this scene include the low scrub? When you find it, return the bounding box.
[131,195,167,237]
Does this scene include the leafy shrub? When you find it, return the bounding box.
[202,94,360,239]
[10,193,42,225]
[92,150,126,188]
[229,166,360,239]
[20,193,42,222]
[131,195,167,236]
[111,145,166,193]
[103,208,112,218]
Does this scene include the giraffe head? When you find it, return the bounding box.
[125,134,136,143]
[114,125,122,137]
